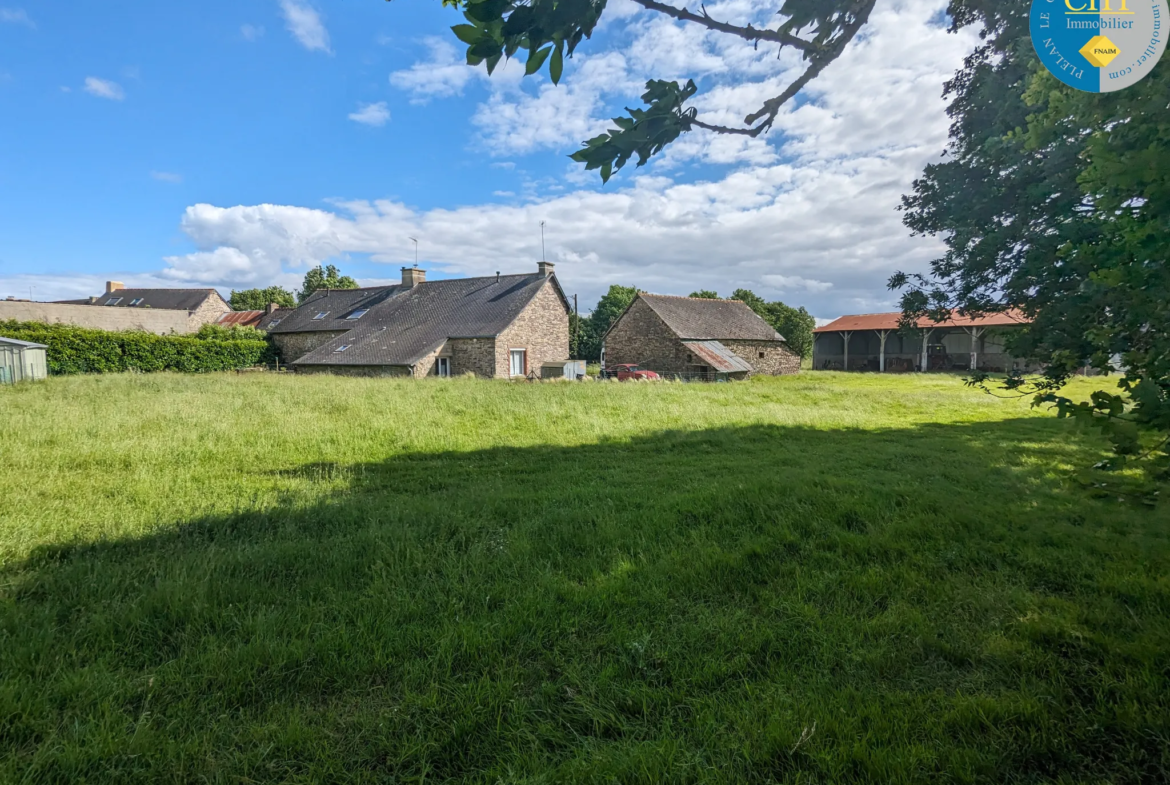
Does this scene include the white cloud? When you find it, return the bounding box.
[151,171,183,184]
[279,0,330,54]
[0,7,34,28]
[241,24,265,41]
[390,37,483,103]
[348,101,391,127]
[84,77,124,100]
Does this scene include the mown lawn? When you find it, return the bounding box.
[1,372,1167,783]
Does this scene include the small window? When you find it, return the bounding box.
[267,318,282,328]
[105,297,122,306]
[759,352,765,359]
[334,345,351,353]
[312,312,329,320]
[346,309,369,320]
[129,298,145,306]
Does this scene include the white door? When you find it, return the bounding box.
[436,357,450,377]
[509,349,526,378]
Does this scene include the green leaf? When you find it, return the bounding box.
[549,42,564,85]
[525,45,552,76]
[451,24,481,45]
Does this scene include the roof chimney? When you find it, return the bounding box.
[538,261,555,277]
[106,281,124,294]
[266,302,279,315]
[401,266,426,287]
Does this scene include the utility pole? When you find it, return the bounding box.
[573,293,579,358]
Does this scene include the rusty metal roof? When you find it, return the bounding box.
[682,341,755,373]
[217,311,265,328]
[814,309,1031,333]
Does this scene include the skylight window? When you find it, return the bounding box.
[334,345,351,353]
[346,309,369,320]
[267,318,282,328]
[129,298,145,306]
[312,312,329,320]
[105,298,122,305]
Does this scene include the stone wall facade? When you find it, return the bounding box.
[273,331,349,362]
[187,292,232,330]
[494,280,570,378]
[603,297,691,373]
[448,338,497,378]
[604,298,798,377]
[0,300,191,334]
[722,340,801,376]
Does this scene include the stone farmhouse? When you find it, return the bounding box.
[0,282,231,334]
[813,310,1035,372]
[269,263,570,378]
[602,293,801,379]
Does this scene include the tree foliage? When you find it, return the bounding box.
[573,284,640,362]
[729,289,815,359]
[688,290,719,299]
[895,0,1170,487]
[299,265,358,304]
[416,0,876,181]
[229,286,296,311]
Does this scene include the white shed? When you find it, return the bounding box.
[0,337,48,384]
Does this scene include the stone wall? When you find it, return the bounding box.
[495,279,570,378]
[187,292,232,330]
[723,340,801,376]
[0,300,191,334]
[449,338,497,378]
[274,331,350,362]
[603,297,690,373]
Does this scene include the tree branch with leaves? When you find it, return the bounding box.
[406,0,875,181]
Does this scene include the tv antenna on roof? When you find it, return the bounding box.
[540,221,546,262]
[408,236,418,267]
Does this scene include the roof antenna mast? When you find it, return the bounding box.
[408,236,418,268]
[540,221,546,262]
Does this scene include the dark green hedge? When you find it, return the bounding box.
[0,321,272,375]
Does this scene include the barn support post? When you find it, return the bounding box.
[965,327,984,371]
[842,331,852,372]
[878,330,890,372]
[920,328,934,372]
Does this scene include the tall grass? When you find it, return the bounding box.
[1,372,1166,783]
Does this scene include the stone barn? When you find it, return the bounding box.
[601,293,800,379]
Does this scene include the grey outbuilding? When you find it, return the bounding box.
[0,337,48,384]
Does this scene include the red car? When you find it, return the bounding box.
[609,363,661,381]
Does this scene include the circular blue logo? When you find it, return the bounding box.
[1030,0,1166,92]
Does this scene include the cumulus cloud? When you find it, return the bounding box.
[279,0,330,53]
[348,101,391,127]
[389,37,484,103]
[84,77,125,100]
[0,7,34,28]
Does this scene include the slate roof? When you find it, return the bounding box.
[620,293,785,342]
[94,289,221,311]
[814,309,1030,333]
[279,273,568,367]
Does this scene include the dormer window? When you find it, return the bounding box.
[312,312,329,320]
[105,297,122,305]
[346,309,369,320]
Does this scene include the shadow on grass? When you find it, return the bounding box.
[2,420,1168,784]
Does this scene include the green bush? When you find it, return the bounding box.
[0,321,272,375]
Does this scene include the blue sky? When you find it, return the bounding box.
[0,0,976,317]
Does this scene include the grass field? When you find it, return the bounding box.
[1,372,1167,783]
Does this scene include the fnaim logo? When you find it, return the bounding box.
[1031,0,1165,91]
